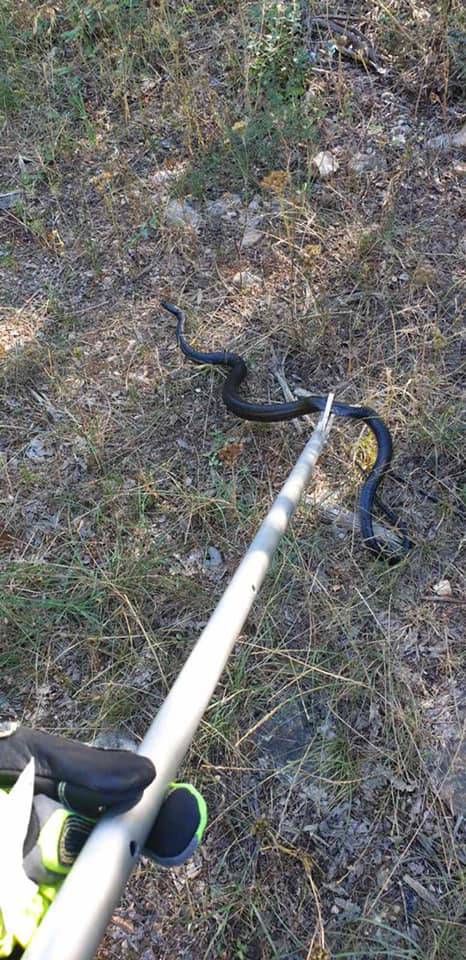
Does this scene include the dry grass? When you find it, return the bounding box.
[1,2,465,958]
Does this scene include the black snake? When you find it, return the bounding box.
[162,301,412,563]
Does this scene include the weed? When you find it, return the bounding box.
[247,1,308,103]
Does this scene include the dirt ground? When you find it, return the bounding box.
[1,2,465,958]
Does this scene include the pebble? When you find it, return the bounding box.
[164,199,201,229]
[433,579,452,597]
[204,546,223,568]
[348,151,387,175]
[232,270,260,288]
[0,191,21,210]
[312,151,339,178]
[26,436,54,462]
[241,226,262,248]
[205,194,242,219]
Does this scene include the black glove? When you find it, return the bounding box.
[0,724,155,817]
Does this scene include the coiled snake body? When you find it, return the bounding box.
[162,302,411,563]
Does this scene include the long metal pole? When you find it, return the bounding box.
[23,398,333,960]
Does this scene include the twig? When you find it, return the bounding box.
[270,350,311,434]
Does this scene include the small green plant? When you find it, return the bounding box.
[128,213,158,248]
[69,91,97,144]
[247,1,308,103]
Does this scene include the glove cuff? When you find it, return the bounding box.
[39,808,93,874]
[23,796,94,885]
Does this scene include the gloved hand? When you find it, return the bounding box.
[23,782,208,887]
[0,725,207,958]
[0,723,155,817]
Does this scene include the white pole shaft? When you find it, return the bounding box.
[23,399,333,960]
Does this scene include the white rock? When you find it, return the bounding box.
[312,151,339,178]
[165,198,201,229]
[433,579,452,597]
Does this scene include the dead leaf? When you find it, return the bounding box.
[111,915,134,934]
[376,766,417,791]
[302,243,322,259]
[218,441,244,465]
[46,228,65,253]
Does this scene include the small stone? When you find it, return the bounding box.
[26,436,54,462]
[205,546,223,568]
[232,270,260,288]
[348,152,386,175]
[428,122,466,150]
[165,199,201,229]
[312,151,339,178]
[206,193,242,220]
[0,191,21,210]
[452,123,466,147]
[93,730,138,751]
[140,76,159,94]
[206,199,229,218]
[433,579,452,597]
[241,226,262,248]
